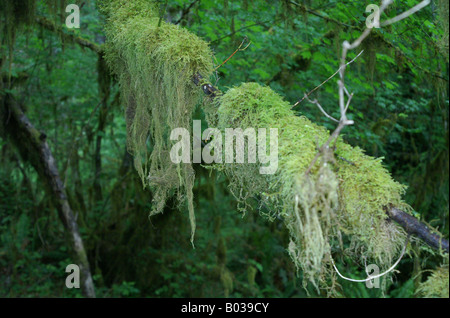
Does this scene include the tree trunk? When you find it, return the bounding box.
[0,93,96,298]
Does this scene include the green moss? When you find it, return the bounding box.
[417,264,449,298]
[101,0,214,244]
[101,1,414,290]
[213,82,409,288]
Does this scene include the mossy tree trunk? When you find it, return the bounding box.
[0,93,96,298]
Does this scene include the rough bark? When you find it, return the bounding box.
[387,205,449,253]
[0,93,96,298]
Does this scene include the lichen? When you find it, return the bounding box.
[417,264,449,298]
[101,0,414,290]
[212,82,409,288]
[100,0,214,244]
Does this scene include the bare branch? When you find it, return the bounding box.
[288,1,356,29]
[386,206,449,253]
[292,50,364,109]
[36,16,102,54]
[381,0,431,27]
[304,94,340,123]
[214,36,251,72]
[1,93,96,297]
[344,92,354,114]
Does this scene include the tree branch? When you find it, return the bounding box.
[0,93,96,297]
[191,73,449,254]
[386,205,449,254]
[36,16,102,54]
[288,0,356,29]
[174,0,201,25]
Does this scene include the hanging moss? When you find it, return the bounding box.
[417,264,449,298]
[361,34,386,85]
[100,0,214,244]
[100,0,419,290]
[212,82,410,288]
[247,265,257,286]
[0,0,69,47]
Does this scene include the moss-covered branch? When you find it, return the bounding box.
[192,74,449,255]
[100,0,448,290]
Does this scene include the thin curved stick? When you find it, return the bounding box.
[381,0,430,27]
[213,36,251,72]
[330,235,409,283]
[292,50,364,109]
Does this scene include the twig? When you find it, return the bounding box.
[381,0,431,27]
[337,155,355,166]
[292,50,364,109]
[288,1,355,29]
[303,94,339,123]
[343,92,353,114]
[213,36,251,72]
[211,18,282,45]
[376,33,448,82]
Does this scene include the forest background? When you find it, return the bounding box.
[0,0,448,297]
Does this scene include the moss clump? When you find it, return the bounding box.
[417,264,449,298]
[213,82,409,288]
[100,0,214,243]
[100,0,414,289]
